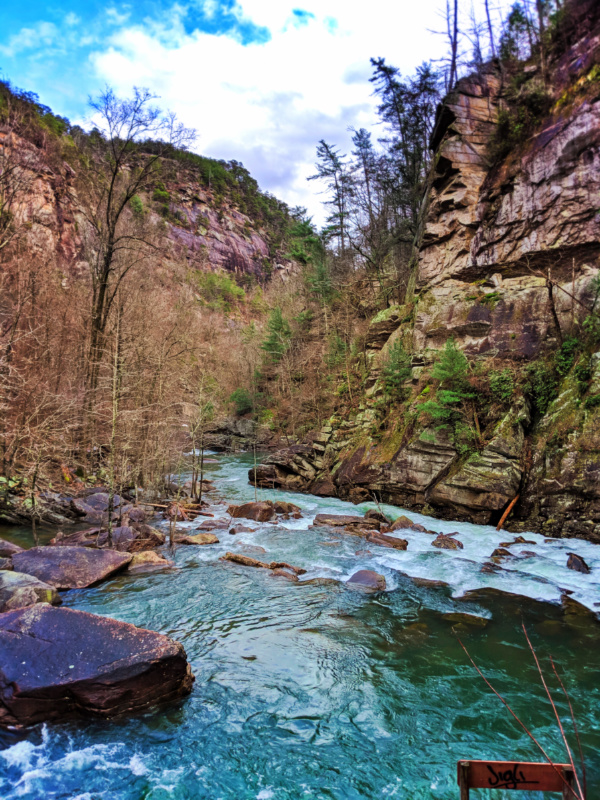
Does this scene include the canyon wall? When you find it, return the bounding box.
[252,15,600,542]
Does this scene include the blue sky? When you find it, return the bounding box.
[0,0,511,221]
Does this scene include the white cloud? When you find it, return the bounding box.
[0,21,59,58]
[88,0,511,224]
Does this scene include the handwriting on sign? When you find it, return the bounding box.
[486,764,538,790]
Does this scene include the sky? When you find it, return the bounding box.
[0,0,511,224]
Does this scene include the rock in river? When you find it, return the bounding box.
[0,604,194,727]
[0,571,62,612]
[347,570,386,591]
[567,552,591,574]
[227,501,276,522]
[12,546,132,589]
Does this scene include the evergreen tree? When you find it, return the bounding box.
[261,307,292,363]
[308,140,353,255]
[421,339,473,431]
[382,340,412,400]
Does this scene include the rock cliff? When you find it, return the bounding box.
[252,10,600,542]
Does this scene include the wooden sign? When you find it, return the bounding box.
[457,760,575,798]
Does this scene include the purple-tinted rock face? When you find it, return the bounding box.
[0,605,194,727]
[12,546,132,589]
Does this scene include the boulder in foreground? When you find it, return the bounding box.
[0,604,194,727]
[0,571,61,613]
[12,546,132,589]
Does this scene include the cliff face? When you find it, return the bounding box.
[1,128,291,283]
[253,17,600,542]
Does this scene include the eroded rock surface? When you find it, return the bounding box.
[0,605,193,727]
[12,546,132,589]
[0,571,61,612]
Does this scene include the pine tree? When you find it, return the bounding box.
[382,340,412,400]
[261,308,292,363]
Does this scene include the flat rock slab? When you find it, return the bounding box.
[312,514,380,530]
[128,551,174,573]
[175,533,219,545]
[0,605,194,727]
[12,546,132,589]
[0,571,62,612]
[227,502,276,522]
[0,538,23,558]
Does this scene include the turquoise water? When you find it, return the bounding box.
[1,454,599,799]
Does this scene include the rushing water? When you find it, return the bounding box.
[1,453,599,799]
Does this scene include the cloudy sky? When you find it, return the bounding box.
[0,0,509,223]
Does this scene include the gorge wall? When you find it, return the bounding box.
[252,10,600,543]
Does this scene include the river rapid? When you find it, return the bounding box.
[1,453,599,799]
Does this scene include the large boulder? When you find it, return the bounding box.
[49,525,165,552]
[227,501,276,522]
[175,532,219,545]
[12,546,132,589]
[0,605,194,727]
[0,537,23,558]
[346,570,386,591]
[0,571,61,612]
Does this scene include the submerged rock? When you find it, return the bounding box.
[12,546,132,589]
[0,605,194,727]
[221,551,306,576]
[567,552,591,574]
[0,571,61,612]
[347,570,386,591]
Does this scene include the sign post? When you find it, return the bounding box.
[457,761,575,798]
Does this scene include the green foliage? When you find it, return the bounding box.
[229,388,254,416]
[325,334,347,368]
[584,395,600,410]
[153,182,170,203]
[193,270,245,312]
[480,291,501,308]
[490,77,552,162]
[130,195,144,217]
[525,362,558,416]
[554,336,580,376]
[489,369,515,404]
[420,339,474,435]
[575,359,592,393]
[305,259,334,304]
[431,338,469,386]
[261,307,292,363]
[381,340,412,400]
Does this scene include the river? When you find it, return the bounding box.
[1,453,599,799]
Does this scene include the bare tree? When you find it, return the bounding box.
[77,87,196,395]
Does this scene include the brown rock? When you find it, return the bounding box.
[0,557,12,570]
[432,533,464,550]
[442,612,489,628]
[567,553,591,574]
[0,605,194,728]
[175,533,219,545]
[388,515,415,531]
[0,538,23,558]
[0,571,62,612]
[128,551,174,573]
[500,536,536,547]
[347,570,386,591]
[221,551,306,575]
[491,548,513,558]
[312,514,380,530]
[364,509,391,525]
[227,501,276,522]
[12,546,132,589]
[366,533,408,551]
[270,569,299,582]
[273,501,301,515]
